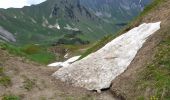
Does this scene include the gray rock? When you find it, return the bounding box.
[0,26,16,42]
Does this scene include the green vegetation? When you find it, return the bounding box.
[2,94,20,100]
[0,67,11,87]
[0,0,119,45]
[0,43,55,64]
[0,76,11,87]
[137,27,170,99]
[141,0,166,16]
[22,76,36,91]
[0,67,4,74]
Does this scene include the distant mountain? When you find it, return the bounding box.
[0,0,151,45]
[80,0,151,23]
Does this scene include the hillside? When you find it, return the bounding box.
[51,0,170,99]
[110,0,170,99]
[0,0,150,45]
[0,0,169,100]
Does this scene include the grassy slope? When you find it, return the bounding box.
[0,43,55,64]
[137,26,170,99]
[131,0,170,99]
[109,0,170,99]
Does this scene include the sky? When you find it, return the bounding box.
[0,0,46,9]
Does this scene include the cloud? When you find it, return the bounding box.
[0,0,46,9]
[26,0,46,5]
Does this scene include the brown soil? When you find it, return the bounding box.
[111,0,170,99]
[0,49,115,100]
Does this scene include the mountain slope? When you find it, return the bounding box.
[50,0,169,99]
[110,0,170,99]
[0,0,151,45]
[80,0,151,23]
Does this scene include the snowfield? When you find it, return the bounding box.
[52,22,161,91]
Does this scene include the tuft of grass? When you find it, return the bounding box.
[22,77,36,91]
[0,67,11,87]
[0,76,11,87]
[2,94,20,100]
[0,67,4,74]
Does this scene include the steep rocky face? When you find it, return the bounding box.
[51,0,95,20]
[79,0,151,23]
[0,27,16,42]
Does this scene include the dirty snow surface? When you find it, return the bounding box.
[48,56,80,68]
[53,22,161,91]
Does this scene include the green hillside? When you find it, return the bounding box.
[0,0,150,45]
[0,0,118,45]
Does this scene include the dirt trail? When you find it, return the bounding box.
[0,49,116,100]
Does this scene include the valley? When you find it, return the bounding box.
[1,0,170,100]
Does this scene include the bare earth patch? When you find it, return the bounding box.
[0,49,115,100]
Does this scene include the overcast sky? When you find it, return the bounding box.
[0,0,46,9]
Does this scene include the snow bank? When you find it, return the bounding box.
[48,56,81,68]
[52,22,161,91]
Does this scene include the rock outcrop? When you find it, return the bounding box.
[0,26,16,42]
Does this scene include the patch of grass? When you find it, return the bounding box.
[0,67,11,87]
[137,96,145,100]
[28,52,55,64]
[22,77,36,91]
[0,76,11,87]
[0,67,4,74]
[0,43,56,64]
[22,44,41,54]
[2,94,20,100]
[140,0,166,16]
[0,43,25,56]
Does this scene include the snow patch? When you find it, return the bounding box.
[42,17,60,29]
[64,53,69,58]
[64,24,79,31]
[52,22,161,91]
[48,23,60,29]
[14,16,17,19]
[48,56,81,68]
[30,18,37,23]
